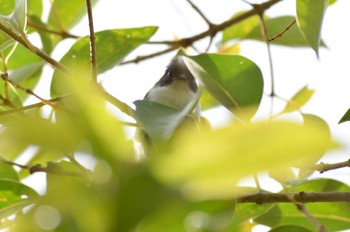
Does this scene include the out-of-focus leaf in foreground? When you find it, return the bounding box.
[152,121,336,200]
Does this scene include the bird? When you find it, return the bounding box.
[134,56,199,160]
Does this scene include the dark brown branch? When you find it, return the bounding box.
[86,0,97,82]
[0,22,68,73]
[314,159,350,173]
[238,191,350,204]
[122,0,283,65]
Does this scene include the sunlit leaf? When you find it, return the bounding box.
[222,12,263,43]
[328,0,337,5]
[27,0,42,19]
[280,86,314,114]
[48,0,98,31]
[296,0,328,56]
[200,89,220,110]
[51,27,158,97]
[0,179,38,219]
[217,42,241,54]
[152,120,336,200]
[184,54,263,120]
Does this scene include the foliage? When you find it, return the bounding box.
[0,0,349,231]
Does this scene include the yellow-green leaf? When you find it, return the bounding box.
[152,120,336,200]
[281,86,314,114]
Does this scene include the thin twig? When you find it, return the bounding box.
[0,22,68,73]
[0,73,57,109]
[238,191,350,203]
[186,0,213,26]
[0,157,85,177]
[121,0,283,65]
[295,202,327,232]
[269,18,296,42]
[27,19,79,39]
[85,0,98,82]
[314,159,350,173]
[0,95,69,116]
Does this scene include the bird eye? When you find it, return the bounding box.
[167,70,172,76]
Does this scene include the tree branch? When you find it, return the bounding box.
[86,0,97,82]
[0,22,68,73]
[314,159,350,173]
[238,191,350,204]
[122,0,283,65]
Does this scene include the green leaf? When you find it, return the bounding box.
[47,0,98,31]
[269,225,313,232]
[232,201,275,226]
[0,179,38,218]
[152,121,336,200]
[339,107,350,124]
[328,0,337,5]
[222,11,263,43]
[280,86,314,114]
[27,0,42,18]
[0,0,27,52]
[0,163,19,181]
[134,91,200,142]
[184,54,263,120]
[51,27,158,97]
[296,0,328,56]
[0,0,16,15]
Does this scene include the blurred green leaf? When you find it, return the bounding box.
[27,15,53,52]
[51,27,158,97]
[0,179,38,219]
[0,0,16,15]
[222,12,263,43]
[296,0,328,56]
[27,0,42,19]
[48,0,98,31]
[338,107,350,124]
[280,86,314,114]
[152,121,336,200]
[328,0,337,5]
[134,91,200,141]
[184,54,263,120]
[200,89,220,110]
[232,201,275,226]
[0,162,19,181]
